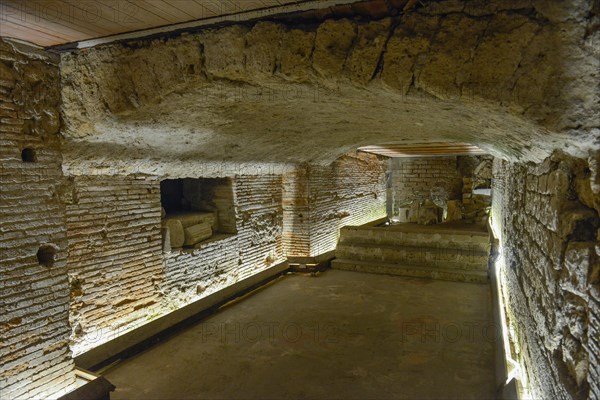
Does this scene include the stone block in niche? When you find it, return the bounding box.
[184,222,213,246]
[165,212,216,229]
[162,219,184,248]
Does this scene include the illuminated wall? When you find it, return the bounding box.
[65,173,285,355]
[0,39,76,398]
[492,153,599,399]
[283,152,388,257]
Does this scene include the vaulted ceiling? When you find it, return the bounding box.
[3,0,597,176]
[56,0,598,176]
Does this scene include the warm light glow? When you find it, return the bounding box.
[495,254,512,359]
[71,253,290,356]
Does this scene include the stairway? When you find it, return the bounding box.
[331,223,491,283]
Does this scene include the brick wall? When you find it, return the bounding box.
[389,157,463,204]
[0,40,76,398]
[65,173,284,354]
[282,152,387,257]
[493,152,599,399]
[309,152,387,256]
[491,158,508,237]
[233,175,284,272]
[163,174,284,307]
[65,175,164,355]
[282,166,311,257]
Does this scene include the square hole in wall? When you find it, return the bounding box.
[160,178,237,251]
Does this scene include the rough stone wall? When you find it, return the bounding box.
[59,0,599,167]
[494,152,600,399]
[65,173,284,354]
[0,40,76,398]
[389,157,464,202]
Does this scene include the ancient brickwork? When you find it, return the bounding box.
[283,153,386,257]
[282,166,311,257]
[491,158,509,236]
[308,152,387,256]
[494,152,599,399]
[389,157,463,202]
[162,174,284,308]
[162,235,240,308]
[0,40,76,398]
[64,175,164,355]
[233,175,284,272]
[65,173,285,354]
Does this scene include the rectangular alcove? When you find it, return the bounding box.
[160,178,237,251]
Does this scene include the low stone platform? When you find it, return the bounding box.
[332,222,491,283]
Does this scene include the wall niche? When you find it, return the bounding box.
[160,178,237,251]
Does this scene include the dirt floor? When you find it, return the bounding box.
[103,269,496,400]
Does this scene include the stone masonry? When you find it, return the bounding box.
[65,174,286,354]
[493,152,600,399]
[283,152,387,257]
[0,39,76,398]
[389,157,464,202]
[0,1,598,398]
[65,160,385,355]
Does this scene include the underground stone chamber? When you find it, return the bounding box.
[1,1,598,399]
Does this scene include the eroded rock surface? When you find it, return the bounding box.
[60,0,599,175]
[494,151,600,399]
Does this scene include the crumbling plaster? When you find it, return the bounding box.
[59,0,599,177]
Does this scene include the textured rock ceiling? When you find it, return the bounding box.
[59,1,599,175]
[66,81,562,161]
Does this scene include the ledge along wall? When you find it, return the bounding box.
[64,174,285,355]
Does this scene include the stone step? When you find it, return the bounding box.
[338,226,490,253]
[336,242,489,271]
[331,258,489,284]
